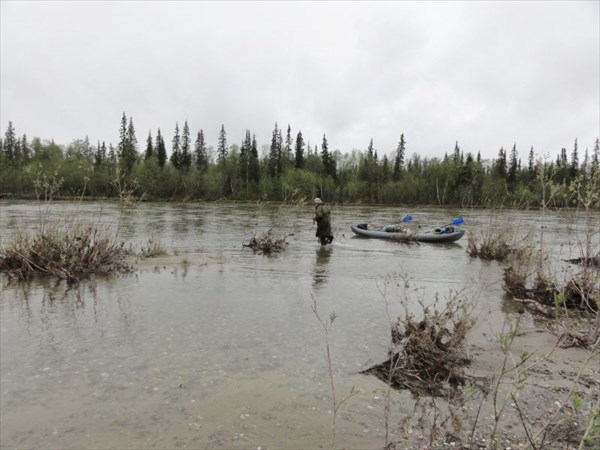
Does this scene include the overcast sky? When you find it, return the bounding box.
[1,1,599,162]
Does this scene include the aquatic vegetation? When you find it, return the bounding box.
[466,222,531,262]
[139,238,167,258]
[245,203,302,253]
[243,229,288,254]
[0,224,133,283]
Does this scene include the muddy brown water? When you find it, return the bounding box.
[1,201,597,448]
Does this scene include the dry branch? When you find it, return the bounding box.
[243,229,289,254]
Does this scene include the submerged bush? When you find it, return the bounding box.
[0,224,133,283]
[139,238,167,258]
[467,226,531,262]
[363,291,474,397]
[243,229,289,254]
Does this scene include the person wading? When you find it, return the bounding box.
[313,198,333,245]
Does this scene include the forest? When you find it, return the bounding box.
[1,113,598,208]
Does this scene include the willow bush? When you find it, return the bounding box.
[0,224,133,283]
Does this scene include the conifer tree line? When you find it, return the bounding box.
[1,113,599,208]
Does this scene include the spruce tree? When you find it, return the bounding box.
[294,130,305,169]
[118,114,137,174]
[95,140,105,167]
[463,153,475,186]
[558,147,569,182]
[360,139,378,202]
[269,122,280,177]
[128,117,137,144]
[108,143,116,163]
[217,124,228,164]
[393,134,405,181]
[569,138,579,180]
[527,146,536,187]
[590,138,599,179]
[20,134,30,163]
[156,129,167,168]
[181,120,191,169]
[528,146,535,174]
[276,126,283,175]
[3,121,16,162]
[125,117,138,172]
[453,141,461,162]
[560,147,568,166]
[145,132,154,160]
[170,123,181,169]
[321,134,330,173]
[194,129,208,170]
[118,113,127,159]
[508,143,518,188]
[381,155,391,184]
[494,147,507,178]
[239,130,252,184]
[367,139,375,159]
[12,138,22,165]
[321,134,336,179]
[284,124,293,170]
[250,134,260,182]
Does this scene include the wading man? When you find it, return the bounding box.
[313,198,334,246]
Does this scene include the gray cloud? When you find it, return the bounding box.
[1,1,598,162]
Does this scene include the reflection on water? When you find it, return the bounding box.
[0,201,597,448]
[312,246,332,291]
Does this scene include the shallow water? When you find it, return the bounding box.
[1,201,597,448]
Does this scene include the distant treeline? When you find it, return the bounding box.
[1,114,599,208]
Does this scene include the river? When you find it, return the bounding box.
[0,200,597,448]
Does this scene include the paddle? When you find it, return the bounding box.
[450,217,464,226]
[436,217,464,232]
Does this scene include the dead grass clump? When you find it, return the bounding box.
[467,227,531,262]
[363,293,474,397]
[139,238,167,258]
[0,225,133,283]
[243,229,289,254]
